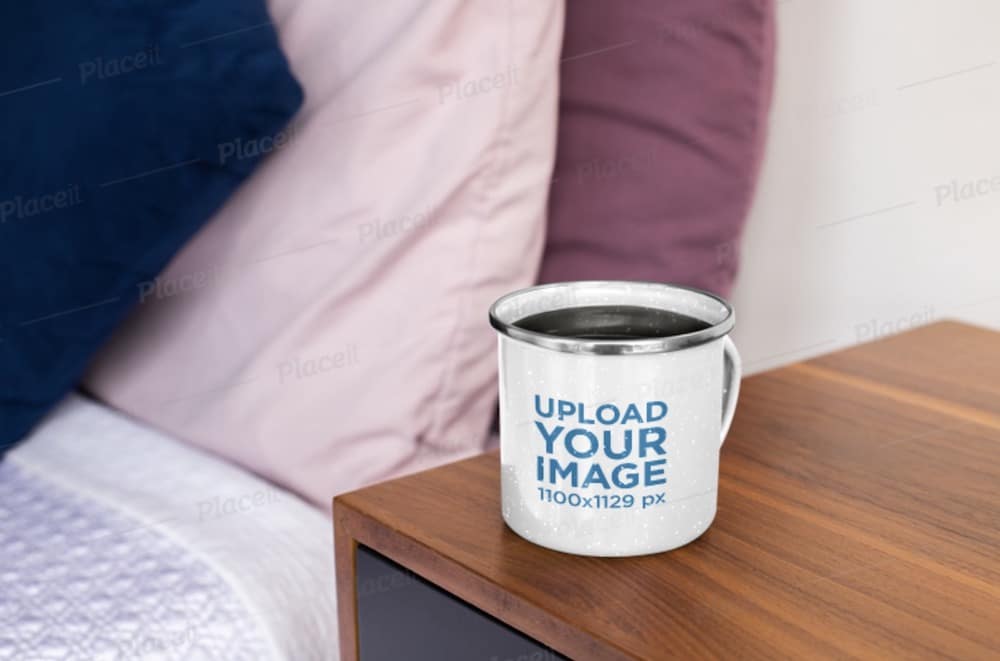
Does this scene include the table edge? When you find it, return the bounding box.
[334,493,633,661]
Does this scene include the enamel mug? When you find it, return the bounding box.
[489,281,741,556]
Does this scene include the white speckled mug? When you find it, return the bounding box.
[489,281,741,556]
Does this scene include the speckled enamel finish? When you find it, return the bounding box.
[493,282,741,556]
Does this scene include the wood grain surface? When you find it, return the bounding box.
[334,321,1000,660]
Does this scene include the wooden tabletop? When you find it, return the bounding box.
[334,321,1000,659]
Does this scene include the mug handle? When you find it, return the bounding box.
[720,336,742,447]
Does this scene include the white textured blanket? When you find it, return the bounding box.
[1,394,338,660]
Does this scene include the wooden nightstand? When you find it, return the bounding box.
[334,321,1000,660]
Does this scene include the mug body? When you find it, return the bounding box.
[491,281,737,557]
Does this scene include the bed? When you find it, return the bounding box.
[1,394,338,661]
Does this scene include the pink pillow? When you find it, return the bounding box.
[83,0,565,507]
[540,0,775,296]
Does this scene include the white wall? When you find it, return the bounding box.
[732,0,1000,374]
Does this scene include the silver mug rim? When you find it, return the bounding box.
[489,280,735,355]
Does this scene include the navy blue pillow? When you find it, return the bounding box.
[0,1,302,451]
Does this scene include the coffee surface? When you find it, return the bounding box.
[513,305,710,340]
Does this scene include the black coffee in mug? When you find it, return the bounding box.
[513,305,711,341]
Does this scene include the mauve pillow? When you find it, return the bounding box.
[540,0,775,296]
[84,0,564,507]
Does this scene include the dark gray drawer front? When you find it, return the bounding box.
[356,545,567,661]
